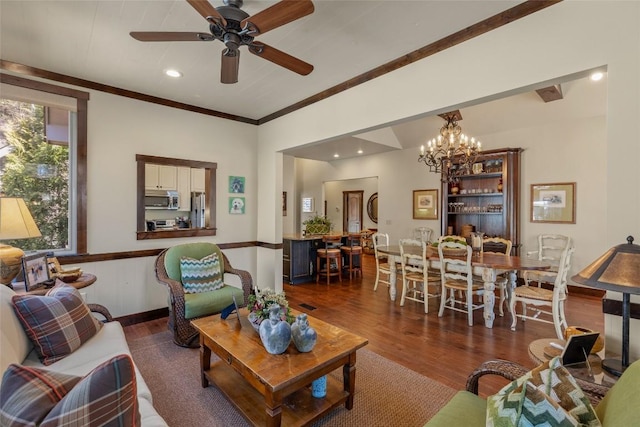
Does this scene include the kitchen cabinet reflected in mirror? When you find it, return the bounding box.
[136,154,218,240]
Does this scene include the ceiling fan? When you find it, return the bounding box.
[130,0,314,84]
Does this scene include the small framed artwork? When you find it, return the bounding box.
[282,191,287,216]
[413,189,438,220]
[531,182,576,224]
[229,176,245,194]
[302,197,314,213]
[229,196,245,214]
[22,252,50,292]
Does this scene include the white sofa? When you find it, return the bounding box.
[0,284,167,426]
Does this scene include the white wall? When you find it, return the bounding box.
[282,155,296,235]
[79,91,259,317]
[323,177,378,233]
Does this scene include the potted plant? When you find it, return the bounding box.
[303,215,332,235]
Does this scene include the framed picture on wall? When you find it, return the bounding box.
[229,197,245,214]
[531,182,576,223]
[413,189,438,220]
[302,197,314,213]
[228,176,245,193]
[282,191,287,216]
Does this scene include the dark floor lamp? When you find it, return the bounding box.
[572,236,640,377]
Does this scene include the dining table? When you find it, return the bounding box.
[377,245,552,328]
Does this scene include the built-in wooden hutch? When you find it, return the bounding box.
[441,148,522,254]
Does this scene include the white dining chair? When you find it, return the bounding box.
[438,241,484,326]
[399,239,440,313]
[372,232,399,292]
[523,234,572,288]
[510,246,575,339]
[480,237,513,316]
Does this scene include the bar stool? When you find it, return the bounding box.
[316,235,343,284]
[341,233,363,280]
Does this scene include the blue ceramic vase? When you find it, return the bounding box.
[259,305,291,354]
[291,313,317,353]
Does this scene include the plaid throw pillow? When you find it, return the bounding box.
[180,252,224,294]
[0,364,81,426]
[487,357,601,427]
[11,281,103,365]
[0,355,140,427]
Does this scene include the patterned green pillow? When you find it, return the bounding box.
[486,357,601,427]
[180,252,224,294]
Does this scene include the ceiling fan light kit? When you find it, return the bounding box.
[130,0,314,84]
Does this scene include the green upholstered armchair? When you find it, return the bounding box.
[155,242,252,347]
[425,358,640,426]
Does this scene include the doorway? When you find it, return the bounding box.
[343,191,363,232]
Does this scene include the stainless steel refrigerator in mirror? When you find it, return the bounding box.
[191,192,205,228]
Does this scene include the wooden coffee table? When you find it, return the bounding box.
[191,309,368,427]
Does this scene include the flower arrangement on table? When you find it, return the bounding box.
[428,236,468,256]
[247,287,294,331]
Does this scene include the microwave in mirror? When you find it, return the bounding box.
[145,190,179,210]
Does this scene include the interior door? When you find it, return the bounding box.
[343,191,363,233]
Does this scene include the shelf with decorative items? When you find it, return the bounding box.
[441,148,522,254]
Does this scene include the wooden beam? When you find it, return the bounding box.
[536,85,563,102]
[258,0,562,124]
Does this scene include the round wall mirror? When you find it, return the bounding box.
[367,192,378,224]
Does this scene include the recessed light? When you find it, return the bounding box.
[333,153,340,158]
[165,69,182,78]
[357,149,363,154]
[590,71,604,82]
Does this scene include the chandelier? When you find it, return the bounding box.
[418,113,481,180]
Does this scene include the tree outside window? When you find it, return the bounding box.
[0,99,70,251]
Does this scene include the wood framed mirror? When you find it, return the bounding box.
[367,192,378,224]
[136,154,217,240]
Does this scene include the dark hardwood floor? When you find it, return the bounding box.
[124,254,604,395]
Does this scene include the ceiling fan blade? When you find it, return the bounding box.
[241,0,314,35]
[130,32,208,42]
[249,43,313,76]
[221,49,240,84]
[186,0,227,26]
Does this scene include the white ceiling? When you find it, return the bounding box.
[0,1,606,162]
[1,0,524,119]
[284,76,607,161]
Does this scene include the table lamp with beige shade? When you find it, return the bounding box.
[572,235,640,377]
[0,197,42,287]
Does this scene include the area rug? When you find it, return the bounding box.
[128,331,456,427]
